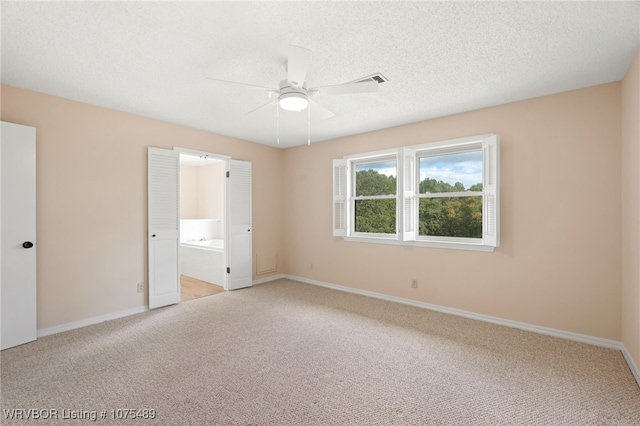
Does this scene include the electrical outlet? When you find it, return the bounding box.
[137,282,144,293]
[411,279,418,289]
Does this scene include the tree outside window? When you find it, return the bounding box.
[418,151,483,239]
[353,160,396,234]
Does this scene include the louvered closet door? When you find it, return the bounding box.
[148,147,180,309]
[227,160,252,290]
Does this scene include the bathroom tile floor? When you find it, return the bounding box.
[181,275,225,302]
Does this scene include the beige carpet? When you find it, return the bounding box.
[1,279,639,425]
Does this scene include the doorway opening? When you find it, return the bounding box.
[148,146,252,309]
[178,151,227,302]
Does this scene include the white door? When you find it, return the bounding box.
[1,121,37,350]
[148,147,180,309]
[227,160,252,290]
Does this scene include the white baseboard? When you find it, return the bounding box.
[33,273,640,389]
[621,344,640,386]
[284,274,640,387]
[37,305,149,338]
[253,273,285,286]
[35,274,286,338]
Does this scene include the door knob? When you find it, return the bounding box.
[22,241,34,249]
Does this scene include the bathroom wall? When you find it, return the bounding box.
[180,165,199,219]
[198,162,225,221]
[180,162,225,225]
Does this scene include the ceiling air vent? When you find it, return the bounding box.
[353,73,388,84]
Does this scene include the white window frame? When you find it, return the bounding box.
[333,134,499,252]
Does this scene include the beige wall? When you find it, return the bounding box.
[180,165,198,219]
[198,162,225,220]
[0,84,285,330]
[0,76,632,344]
[179,163,225,221]
[621,49,640,368]
[284,83,622,340]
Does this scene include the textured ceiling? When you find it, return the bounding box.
[2,2,639,149]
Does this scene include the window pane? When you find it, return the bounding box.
[355,160,397,196]
[355,199,396,234]
[419,196,482,238]
[419,151,482,193]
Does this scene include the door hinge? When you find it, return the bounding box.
[226,171,230,178]
[227,267,230,274]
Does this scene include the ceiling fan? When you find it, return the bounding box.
[206,45,381,145]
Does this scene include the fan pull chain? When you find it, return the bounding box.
[276,104,280,146]
[307,101,311,146]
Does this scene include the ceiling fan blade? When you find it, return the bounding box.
[206,77,277,93]
[287,45,312,89]
[245,99,278,116]
[309,99,335,120]
[309,80,378,96]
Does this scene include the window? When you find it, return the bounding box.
[333,134,499,251]
[418,146,483,239]
[352,157,397,236]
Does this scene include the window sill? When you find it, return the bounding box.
[343,236,495,252]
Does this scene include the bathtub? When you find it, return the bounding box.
[179,239,225,286]
[181,239,224,250]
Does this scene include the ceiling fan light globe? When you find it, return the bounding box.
[279,93,309,112]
